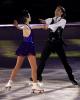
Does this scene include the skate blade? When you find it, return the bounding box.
[32,89,44,94]
[0,86,11,95]
[25,81,33,86]
[74,85,80,88]
[5,86,11,91]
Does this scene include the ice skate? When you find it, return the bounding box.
[32,83,44,94]
[5,80,13,91]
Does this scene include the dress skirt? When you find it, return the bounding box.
[16,41,35,56]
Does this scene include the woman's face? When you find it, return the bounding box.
[28,14,31,22]
[55,7,63,17]
[25,15,31,24]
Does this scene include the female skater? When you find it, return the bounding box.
[5,10,45,93]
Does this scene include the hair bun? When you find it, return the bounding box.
[21,9,30,17]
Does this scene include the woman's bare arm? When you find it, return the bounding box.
[31,24,48,30]
[13,20,23,30]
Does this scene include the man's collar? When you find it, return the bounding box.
[54,16,61,18]
[53,16,61,21]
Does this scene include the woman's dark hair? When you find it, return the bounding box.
[21,9,30,23]
[58,5,66,18]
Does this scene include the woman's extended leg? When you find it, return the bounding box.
[5,56,25,88]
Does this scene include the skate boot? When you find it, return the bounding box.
[32,82,44,94]
[5,80,13,90]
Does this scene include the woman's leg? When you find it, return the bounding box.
[27,54,37,83]
[5,56,25,88]
[10,56,25,80]
[27,54,44,93]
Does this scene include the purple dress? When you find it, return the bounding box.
[16,25,35,56]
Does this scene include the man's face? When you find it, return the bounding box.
[55,7,63,17]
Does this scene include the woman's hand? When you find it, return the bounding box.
[43,24,48,30]
[13,20,18,27]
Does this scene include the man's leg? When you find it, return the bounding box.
[56,46,78,85]
[30,42,51,82]
[37,42,52,81]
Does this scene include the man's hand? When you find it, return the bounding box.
[39,19,46,24]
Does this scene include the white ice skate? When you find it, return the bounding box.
[5,80,13,90]
[26,79,44,87]
[32,83,44,94]
[37,81,44,87]
[25,80,33,86]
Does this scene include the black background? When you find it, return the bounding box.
[0,0,80,23]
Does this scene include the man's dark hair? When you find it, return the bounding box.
[58,5,66,18]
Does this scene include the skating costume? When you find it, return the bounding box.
[37,17,78,85]
[16,25,35,56]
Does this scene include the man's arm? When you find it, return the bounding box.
[39,19,46,24]
[48,19,66,32]
[39,18,52,25]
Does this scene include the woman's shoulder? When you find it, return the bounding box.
[23,24,31,30]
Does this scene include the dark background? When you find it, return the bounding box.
[0,0,80,24]
[0,0,80,68]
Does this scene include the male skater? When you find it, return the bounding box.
[30,5,78,86]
